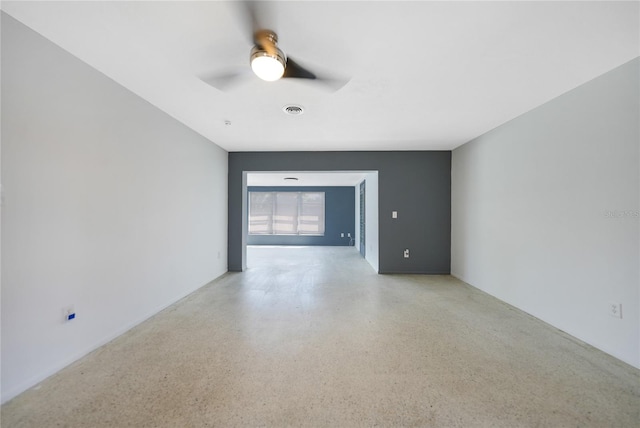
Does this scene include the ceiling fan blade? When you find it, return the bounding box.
[235,1,275,44]
[283,57,351,91]
[200,69,252,91]
[283,57,317,80]
[243,1,261,39]
[313,75,352,92]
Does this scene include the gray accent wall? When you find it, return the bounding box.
[247,186,355,246]
[229,152,452,273]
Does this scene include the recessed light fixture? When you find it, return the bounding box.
[283,105,304,115]
[284,177,299,181]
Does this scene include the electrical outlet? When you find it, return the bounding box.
[63,305,76,322]
[392,211,398,219]
[341,233,344,237]
[609,303,622,319]
[403,249,410,258]
[347,233,351,237]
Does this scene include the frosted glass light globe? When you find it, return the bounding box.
[251,55,285,81]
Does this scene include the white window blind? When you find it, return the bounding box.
[274,192,298,234]
[298,192,325,235]
[248,192,274,234]
[249,192,325,236]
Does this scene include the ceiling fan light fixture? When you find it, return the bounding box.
[250,47,286,81]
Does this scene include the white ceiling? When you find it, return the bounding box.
[2,1,638,152]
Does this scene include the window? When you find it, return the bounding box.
[249,192,325,236]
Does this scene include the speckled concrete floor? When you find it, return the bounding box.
[2,246,639,427]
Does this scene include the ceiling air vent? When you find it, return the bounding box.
[283,105,304,115]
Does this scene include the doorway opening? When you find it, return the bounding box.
[242,171,379,272]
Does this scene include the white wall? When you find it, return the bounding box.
[365,173,379,272]
[355,183,361,252]
[1,13,228,402]
[355,173,380,272]
[452,58,639,368]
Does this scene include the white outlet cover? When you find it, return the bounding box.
[392,211,398,219]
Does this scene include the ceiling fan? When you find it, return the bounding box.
[201,1,348,91]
